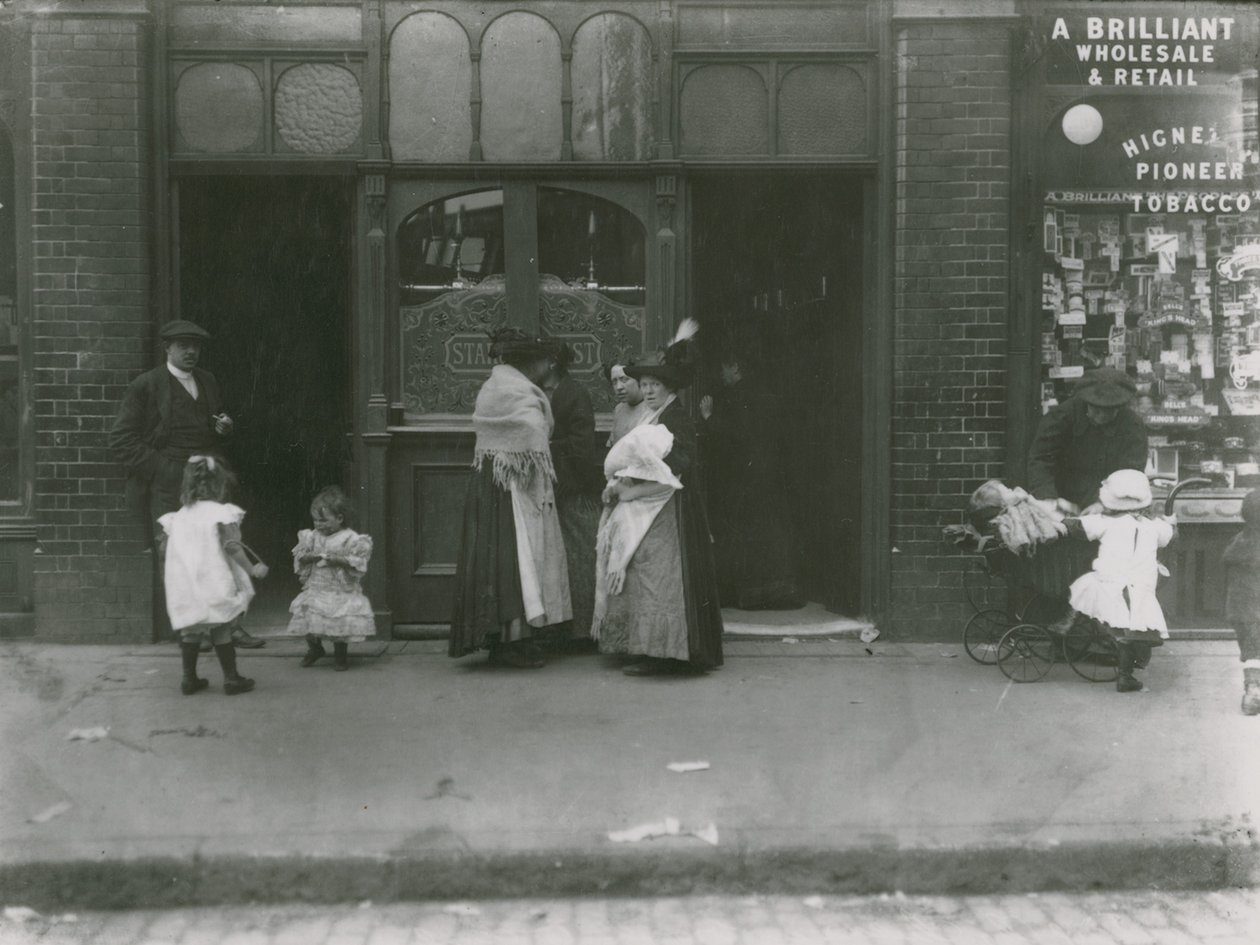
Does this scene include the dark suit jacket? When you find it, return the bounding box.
[109,364,225,508]
[548,375,601,498]
[1026,397,1148,508]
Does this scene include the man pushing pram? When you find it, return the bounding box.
[1022,367,1150,634]
[948,368,1161,686]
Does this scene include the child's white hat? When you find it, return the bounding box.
[1098,469,1152,511]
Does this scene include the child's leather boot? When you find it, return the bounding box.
[301,636,326,667]
[1115,642,1142,693]
[214,643,256,695]
[180,642,209,695]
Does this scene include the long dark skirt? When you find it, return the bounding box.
[678,490,725,670]
[449,466,528,657]
[558,494,601,638]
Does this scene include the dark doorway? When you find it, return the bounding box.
[179,177,353,626]
[691,174,864,615]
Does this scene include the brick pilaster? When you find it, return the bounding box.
[890,20,1014,638]
[29,11,152,641]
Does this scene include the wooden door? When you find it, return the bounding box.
[386,180,654,630]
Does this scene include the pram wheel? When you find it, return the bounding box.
[963,609,1009,665]
[996,624,1056,682]
[1063,620,1120,682]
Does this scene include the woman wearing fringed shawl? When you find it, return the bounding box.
[593,320,724,676]
[449,330,572,669]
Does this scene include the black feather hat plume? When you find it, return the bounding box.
[625,318,700,390]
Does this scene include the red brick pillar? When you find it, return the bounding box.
[890,19,1015,639]
[29,7,153,642]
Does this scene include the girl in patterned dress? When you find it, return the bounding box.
[286,486,375,671]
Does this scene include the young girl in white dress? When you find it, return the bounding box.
[286,486,375,671]
[160,455,269,696]
[1067,469,1177,693]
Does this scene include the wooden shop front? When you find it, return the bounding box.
[155,1,889,635]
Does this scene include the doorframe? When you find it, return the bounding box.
[681,167,889,624]
[380,172,665,631]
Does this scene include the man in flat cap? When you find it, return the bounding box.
[1027,367,1150,515]
[109,320,264,646]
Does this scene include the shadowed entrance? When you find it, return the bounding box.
[691,174,864,620]
[178,177,353,630]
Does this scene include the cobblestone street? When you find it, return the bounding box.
[3,890,1257,945]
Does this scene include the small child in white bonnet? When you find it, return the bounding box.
[1066,469,1176,693]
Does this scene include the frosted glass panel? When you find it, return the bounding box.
[778,64,868,156]
[679,65,768,156]
[389,12,473,162]
[572,14,654,161]
[480,13,562,161]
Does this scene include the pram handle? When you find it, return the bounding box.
[1152,477,1214,516]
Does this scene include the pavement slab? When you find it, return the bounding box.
[0,891,1254,945]
[0,639,1256,908]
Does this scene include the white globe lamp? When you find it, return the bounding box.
[1062,104,1103,146]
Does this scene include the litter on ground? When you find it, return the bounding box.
[27,801,72,825]
[666,761,710,773]
[66,727,109,742]
[608,817,680,843]
[608,817,719,846]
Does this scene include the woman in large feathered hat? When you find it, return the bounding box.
[592,319,725,675]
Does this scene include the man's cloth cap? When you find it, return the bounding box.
[159,320,211,342]
[1075,367,1136,407]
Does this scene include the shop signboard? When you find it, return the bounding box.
[400,274,643,416]
[1032,4,1260,463]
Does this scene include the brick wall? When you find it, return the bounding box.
[890,21,1014,639]
[30,14,152,641]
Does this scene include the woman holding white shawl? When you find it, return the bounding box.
[449,329,572,669]
[594,321,724,675]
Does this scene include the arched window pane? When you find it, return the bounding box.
[398,189,506,415]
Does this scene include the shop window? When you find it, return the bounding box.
[397,189,507,414]
[396,185,647,417]
[0,124,17,503]
[1039,79,1260,491]
[537,187,646,412]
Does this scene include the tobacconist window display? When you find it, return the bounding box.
[1037,6,1260,494]
[1041,197,1260,490]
